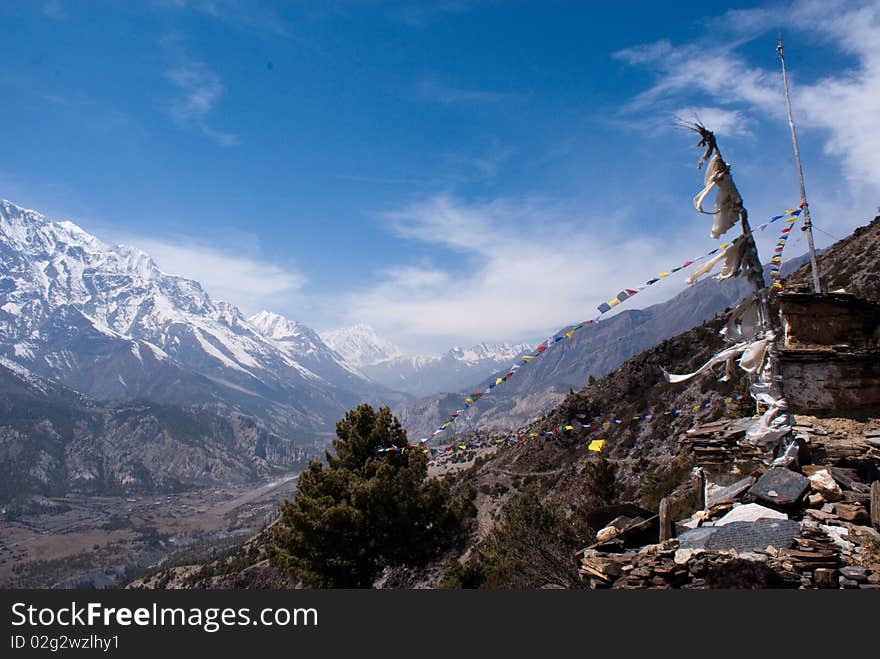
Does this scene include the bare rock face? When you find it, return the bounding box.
[0,362,310,502]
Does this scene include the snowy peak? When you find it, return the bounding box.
[318,325,534,398]
[320,323,404,368]
[249,310,304,340]
[0,199,388,407]
[248,309,354,376]
[445,342,533,363]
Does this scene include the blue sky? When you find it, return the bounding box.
[2,1,879,353]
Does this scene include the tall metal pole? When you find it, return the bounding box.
[777,36,822,293]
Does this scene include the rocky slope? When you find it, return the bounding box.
[785,214,880,300]
[0,359,310,503]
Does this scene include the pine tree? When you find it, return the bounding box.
[268,403,473,587]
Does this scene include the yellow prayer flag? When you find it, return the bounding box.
[565,425,573,431]
[658,272,671,278]
[587,439,606,452]
[565,330,574,338]
[608,298,621,307]
[523,355,534,361]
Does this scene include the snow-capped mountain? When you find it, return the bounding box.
[320,322,532,397]
[247,310,370,389]
[365,341,532,397]
[445,342,533,364]
[0,199,386,442]
[320,323,404,368]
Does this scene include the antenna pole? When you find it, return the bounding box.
[777,36,822,293]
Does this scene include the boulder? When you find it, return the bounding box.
[809,469,843,502]
[714,503,788,526]
[596,526,621,542]
[748,468,810,506]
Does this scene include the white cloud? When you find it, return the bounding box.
[338,194,712,351]
[615,0,880,202]
[165,55,238,145]
[122,235,305,314]
[613,40,782,114]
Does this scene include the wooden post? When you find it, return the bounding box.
[871,481,880,530]
[778,37,822,293]
[659,497,673,543]
[697,468,706,511]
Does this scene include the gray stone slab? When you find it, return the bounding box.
[748,468,810,506]
[678,519,801,553]
[706,477,756,507]
[676,527,717,548]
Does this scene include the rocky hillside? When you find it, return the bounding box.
[0,359,310,503]
[786,214,880,300]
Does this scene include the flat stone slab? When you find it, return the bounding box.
[706,477,756,507]
[678,519,801,553]
[714,503,788,526]
[676,527,716,549]
[748,468,810,506]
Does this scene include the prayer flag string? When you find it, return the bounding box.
[378,394,749,455]
[403,206,800,446]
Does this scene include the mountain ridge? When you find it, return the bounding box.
[0,358,310,503]
[0,199,388,443]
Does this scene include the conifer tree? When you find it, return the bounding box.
[269,404,473,587]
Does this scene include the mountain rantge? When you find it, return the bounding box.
[321,324,532,398]
[0,200,389,445]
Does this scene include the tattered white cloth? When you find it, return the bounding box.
[662,332,775,384]
[720,297,761,343]
[739,336,770,374]
[746,397,791,449]
[693,154,743,239]
[686,239,747,285]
